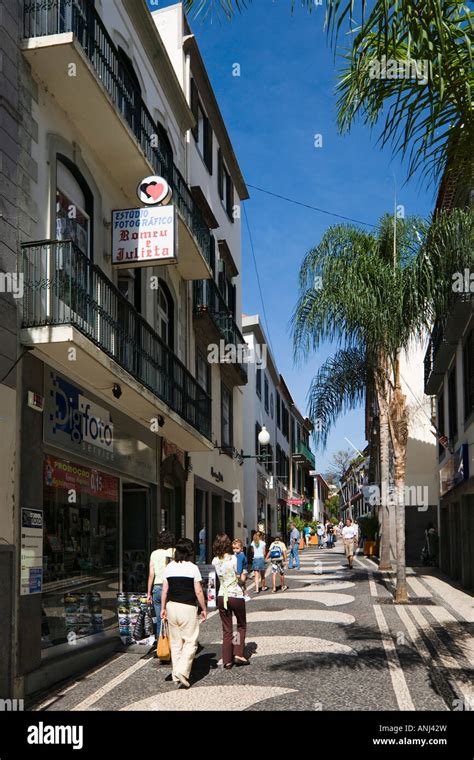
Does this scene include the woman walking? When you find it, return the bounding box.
[250,531,268,592]
[146,530,175,638]
[212,534,249,669]
[160,538,207,688]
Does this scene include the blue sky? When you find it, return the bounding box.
[148,0,436,474]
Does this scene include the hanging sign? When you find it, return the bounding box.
[136,175,172,206]
[111,206,176,269]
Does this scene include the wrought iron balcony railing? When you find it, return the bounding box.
[293,441,316,469]
[20,240,212,439]
[193,279,248,381]
[23,0,211,266]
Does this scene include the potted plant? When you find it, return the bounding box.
[359,515,379,557]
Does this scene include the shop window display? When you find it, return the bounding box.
[42,456,119,649]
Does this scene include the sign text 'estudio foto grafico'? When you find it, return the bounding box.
[111,175,176,269]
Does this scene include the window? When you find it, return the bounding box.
[255,422,261,456]
[42,455,119,648]
[266,444,273,475]
[217,148,234,221]
[437,389,445,457]
[156,279,174,350]
[56,158,91,257]
[463,328,474,420]
[256,368,262,398]
[191,79,213,173]
[117,47,141,136]
[270,393,274,419]
[448,364,458,440]
[221,384,233,449]
[264,375,269,413]
[276,391,281,429]
[196,350,211,395]
[282,405,289,440]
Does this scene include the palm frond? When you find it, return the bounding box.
[307,348,370,449]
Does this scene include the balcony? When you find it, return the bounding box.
[292,441,316,469]
[19,241,212,451]
[424,294,474,394]
[193,279,248,386]
[22,0,212,280]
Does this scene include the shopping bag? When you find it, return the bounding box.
[157,620,171,662]
[132,609,145,641]
[144,607,154,637]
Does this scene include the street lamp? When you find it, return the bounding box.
[258,426,270,447]
[236,425,272,466]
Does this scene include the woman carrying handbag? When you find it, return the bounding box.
[212,534,249,669]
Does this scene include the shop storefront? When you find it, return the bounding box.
[38,368,158,653]
[193,474,235,564]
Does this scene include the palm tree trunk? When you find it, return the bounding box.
[389,358,409,604]
[375,360,392,570]
[378,397,392,570]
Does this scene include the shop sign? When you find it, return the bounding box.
[136,175,172,206]
[44,456,119,501]
[162,440,185,468]
[111,206,176,269]
[211,467,224,484]
[20,508,43,595]
[287,499,304,505]
[440,444,469,497]
[44,370,157,482]
[45,371,113,457]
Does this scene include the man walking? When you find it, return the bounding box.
[326,521,334,548]
[342,517,357,569]
[288,522,301,570]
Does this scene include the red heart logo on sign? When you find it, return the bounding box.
[145,182,165,201]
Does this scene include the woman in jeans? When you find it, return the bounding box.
[147,530,175,639]
[161,538,207,688]
[212,533,249,669]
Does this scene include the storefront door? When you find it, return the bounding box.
[122,484,151,593]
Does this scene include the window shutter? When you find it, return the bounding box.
[190,79,199,141]
[229,282,236,317]
[217,148,223,199]
[218,259,226,298]
[226,176,234,221]
[203,117,213,174]
[210,235,216,277]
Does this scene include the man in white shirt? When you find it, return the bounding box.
[342,518,358,569]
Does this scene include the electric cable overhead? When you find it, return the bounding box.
[247,183,377,228]
[243,204,276,359]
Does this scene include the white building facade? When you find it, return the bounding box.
[1,0,247,698]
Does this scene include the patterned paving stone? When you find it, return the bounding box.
[253,592,355,606]
[121,685,297,711]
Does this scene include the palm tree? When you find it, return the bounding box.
[183,1,473,192]
[305,348,393,569]
[292,209,473,602]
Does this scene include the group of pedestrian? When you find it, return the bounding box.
[145,516,357,689]
[146,529,253,689]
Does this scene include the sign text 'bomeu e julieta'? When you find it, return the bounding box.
[112,206,177,269]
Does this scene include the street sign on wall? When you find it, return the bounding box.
[111,206,177,269]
